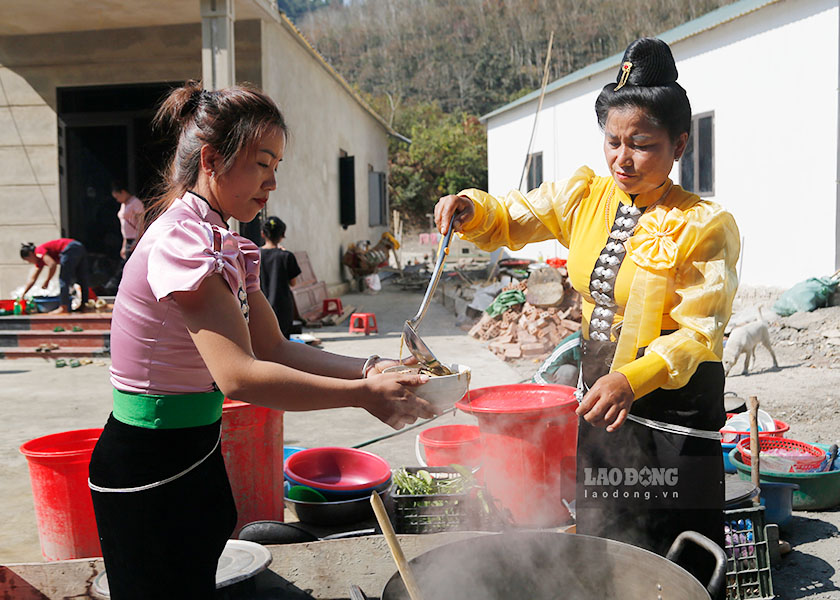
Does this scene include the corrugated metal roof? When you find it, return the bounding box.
[480,0,784,122]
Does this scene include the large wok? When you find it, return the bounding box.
[381,531,725,600]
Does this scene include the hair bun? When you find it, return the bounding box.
[617,38,678,87]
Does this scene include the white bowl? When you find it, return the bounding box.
[382,363,471,412]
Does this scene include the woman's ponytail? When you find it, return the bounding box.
[151,80,205,136]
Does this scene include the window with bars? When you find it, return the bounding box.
[680,112,714,196]
[527,152,543,190]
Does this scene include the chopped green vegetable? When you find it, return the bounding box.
[393,467,472,496]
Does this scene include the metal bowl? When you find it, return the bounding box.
[285,489,386,526]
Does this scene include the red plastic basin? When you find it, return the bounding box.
[284,446,391,493]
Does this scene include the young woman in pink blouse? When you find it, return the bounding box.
[88,81,434,599]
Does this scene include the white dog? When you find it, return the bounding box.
[723,307,779,376]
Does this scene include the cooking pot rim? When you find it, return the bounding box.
[380,530,718,600]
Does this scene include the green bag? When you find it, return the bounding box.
[484,289,526,317]
[772,277,839,317]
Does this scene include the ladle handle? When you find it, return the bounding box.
[409,212,458,327]
[370,492,425,600]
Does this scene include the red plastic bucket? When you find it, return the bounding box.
[418,424,482,468]
[19,428,103,560]
[222,400,284,534]
[456,384,578,527]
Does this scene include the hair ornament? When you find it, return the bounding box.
[615,61,633,91]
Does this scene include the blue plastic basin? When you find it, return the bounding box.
[34,296,61,312]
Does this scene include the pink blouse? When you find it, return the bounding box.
[109,192,261,394]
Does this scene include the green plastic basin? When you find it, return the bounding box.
[729,445,840,511]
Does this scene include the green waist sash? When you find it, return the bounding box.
[112,388,224,429]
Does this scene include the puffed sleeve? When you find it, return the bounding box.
[234,233,261,293]
[458,166,595,251]
[616,201,741,398]
[147,220,252,301]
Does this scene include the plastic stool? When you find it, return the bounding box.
[322,298,343,316]
[349,313,378,335]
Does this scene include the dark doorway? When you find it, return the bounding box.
[57,82,178,293]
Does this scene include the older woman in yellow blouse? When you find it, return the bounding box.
[435,38,738,592]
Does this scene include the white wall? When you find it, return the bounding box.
[260,19,390,287]
[485,0,839,287]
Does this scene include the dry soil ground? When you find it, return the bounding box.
[2,283,839,599]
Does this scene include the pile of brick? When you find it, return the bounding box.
[468,278,582,361]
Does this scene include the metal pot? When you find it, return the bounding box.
[381,531,725,600]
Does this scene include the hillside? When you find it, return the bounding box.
[291,0,741,225]
[298,0,741,118]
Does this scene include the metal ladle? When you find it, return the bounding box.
[402,212,458,376]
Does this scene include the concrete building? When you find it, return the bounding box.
[0,0,399,298]
[479,0,839,288]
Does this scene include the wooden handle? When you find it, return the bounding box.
[370,492,425,600]
[749,396,761,504]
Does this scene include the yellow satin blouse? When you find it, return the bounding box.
[459,166,740,400]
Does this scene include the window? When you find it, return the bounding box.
[527,152,543,190]
[339,152,355,229]
[680,112,714,196]
[368,170,388,226]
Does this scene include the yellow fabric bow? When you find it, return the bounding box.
[625,206,687,271]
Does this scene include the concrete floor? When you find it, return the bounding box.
[0,282,522,564]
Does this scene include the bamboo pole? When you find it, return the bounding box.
[518,31,555,191]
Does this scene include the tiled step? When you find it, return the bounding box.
[0,312,112,332]
[0,345,109,359]
[0,330,110,348]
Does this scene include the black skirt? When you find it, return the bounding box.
[89,414,238,600]
[575,361,726,595]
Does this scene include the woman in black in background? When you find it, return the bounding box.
[260,216,302,338]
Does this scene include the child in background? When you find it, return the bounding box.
[260,216,301,338]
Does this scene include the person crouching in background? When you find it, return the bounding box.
[19,239,90,313]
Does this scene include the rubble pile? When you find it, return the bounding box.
[468,278,582,361]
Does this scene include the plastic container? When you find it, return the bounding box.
[759,481,799,526]
[720,413,789,443]
[284,446,391,497]
[221,400,284,534]
[390,466,491,534]
[34,296,61,312]
[722,442,738,474]
[723,505,774,600]
[283,446,306,463]
[736,436,825,472]
[456,384,578,527]
[19,428,103,560]
[730,447,840,510]
[417,424,481,468]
